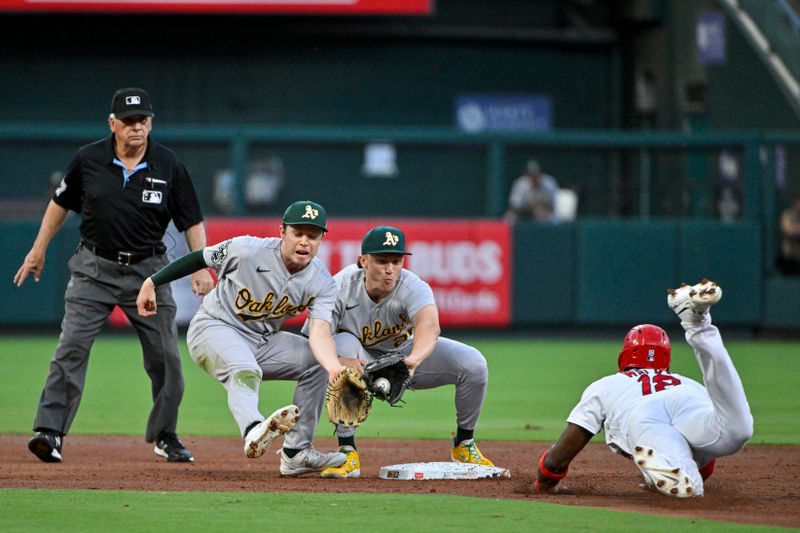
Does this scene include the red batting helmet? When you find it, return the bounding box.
[617,324,671,372]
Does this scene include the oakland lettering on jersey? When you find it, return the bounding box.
[235,288,315,322]
[360,314,411,347]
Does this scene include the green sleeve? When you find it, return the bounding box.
[150,250,208,287]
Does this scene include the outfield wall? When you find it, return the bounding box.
[3,218,797,332]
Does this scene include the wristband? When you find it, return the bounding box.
[538,449,568,480]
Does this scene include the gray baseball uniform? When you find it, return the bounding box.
[186,235,336,450]
[322,263,489,437]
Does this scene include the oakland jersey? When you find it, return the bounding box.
[199,236,336,336]
[330,263,435,353]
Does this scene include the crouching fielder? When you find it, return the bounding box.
[535,279,753,498]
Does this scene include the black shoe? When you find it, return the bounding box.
[28,431,63,463]
[153,432,194,463]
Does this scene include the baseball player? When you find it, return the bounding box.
[535,279,753,497]
[137,200,348,476]
[306,225,493,479]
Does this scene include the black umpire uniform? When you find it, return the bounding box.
[22,88,206,463]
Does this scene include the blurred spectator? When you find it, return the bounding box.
[777,196,800,275]
[213,168,237,214]
[245,156,285,208]
[213,156,286,215]
[504,159,559,223]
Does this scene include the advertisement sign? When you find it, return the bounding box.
[0,0,433,14]
[206,218,512,327]
[111,218,510,328]
[696,11,727,66]
[455,94,553,133]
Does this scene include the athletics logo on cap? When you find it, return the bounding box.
[302,205,319,220]
[383,232,399,246]
[282,200,327,231]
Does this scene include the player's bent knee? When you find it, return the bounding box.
[231,369,263,392]
[463,353,489,385]
[730,428,753,450]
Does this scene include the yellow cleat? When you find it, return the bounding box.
[320,446,360,479]
[450,434,494,466]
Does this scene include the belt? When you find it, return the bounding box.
[82,241,167,266]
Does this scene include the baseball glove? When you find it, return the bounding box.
[326,367,372,428]
[363,352,412,406]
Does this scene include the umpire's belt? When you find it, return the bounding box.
[82,241,167,266]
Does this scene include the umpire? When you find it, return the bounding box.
[13,87,214,463]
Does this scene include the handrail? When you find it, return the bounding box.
[721,0,800,118]
[2,121,795,145]
[777,0,800,33]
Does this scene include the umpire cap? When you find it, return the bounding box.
[111,88,154,119]
[361,226,412,255]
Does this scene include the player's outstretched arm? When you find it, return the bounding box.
[183,222,214,296]
[535,423,594,493]
[404,304,440,374]
[137,277,158,316]
[307,317,346,382]
[136,249,209,316]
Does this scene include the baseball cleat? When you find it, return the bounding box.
[279,446,347,476]
[28,431,63,463]
[450,433,494,466]
[153,432,194,462]
[244,404,300,459]
[633,445,699,498]
[320,446,361,479]
[668,279,722,324]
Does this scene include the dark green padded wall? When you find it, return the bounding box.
[0,218,776,329]
[677,221,761,325]
[576,220,679,325]
[0,219,79,326]
[512,222,576,323]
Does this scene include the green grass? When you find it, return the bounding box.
[0,490,784,533]
[2,335,797,444]
[2,334,798,532]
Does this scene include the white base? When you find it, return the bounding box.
[379,461,511,480]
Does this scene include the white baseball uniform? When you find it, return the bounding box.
[566,315,753,496]
[314,263,489,438]
[186,236,336,450]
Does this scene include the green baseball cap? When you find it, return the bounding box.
[282,200,328,231]
[361,226,412,255]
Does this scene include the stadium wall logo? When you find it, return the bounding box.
[198,218,512,328]
[411,241,503,284]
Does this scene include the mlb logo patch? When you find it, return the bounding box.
[142,190,162,204]
[647,349,655,362]
[125,96,141,105]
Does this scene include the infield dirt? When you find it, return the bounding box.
[1,435,798,528]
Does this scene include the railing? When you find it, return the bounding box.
[2,121,800,274]
[726,0,800,117]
